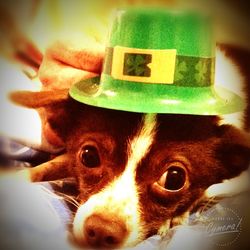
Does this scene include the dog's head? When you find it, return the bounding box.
[11,89,250,248]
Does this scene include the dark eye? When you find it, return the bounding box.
[81,146,101,168]
[158,166,187,191]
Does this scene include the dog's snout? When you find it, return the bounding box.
[84,214,128,248]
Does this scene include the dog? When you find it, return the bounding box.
[8,42,250,249]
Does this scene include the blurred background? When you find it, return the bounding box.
[0,1,249,250]
[0,0,250,59]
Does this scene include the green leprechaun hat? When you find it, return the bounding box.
[69,8,245,115]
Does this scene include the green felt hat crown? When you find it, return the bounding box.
[70,8,245,115]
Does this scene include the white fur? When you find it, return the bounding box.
[73,114,157,247]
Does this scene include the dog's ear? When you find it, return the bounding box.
[9,89,71,151]
[9,89,69,108]
[216,124,250,180]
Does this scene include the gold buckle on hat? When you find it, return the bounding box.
[111,46,177,84]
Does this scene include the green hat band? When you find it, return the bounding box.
[103,46,215,87]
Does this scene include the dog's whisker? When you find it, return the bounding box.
[38,185,64,199]
[54,192,80,208]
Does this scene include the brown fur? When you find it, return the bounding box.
[10,90,250,246]
[9,44,250,248]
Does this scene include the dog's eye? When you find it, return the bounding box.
[158,166,186,191]
[81,146,101,168]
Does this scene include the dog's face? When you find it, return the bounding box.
[65,104,249,248]
[11,91,250,249]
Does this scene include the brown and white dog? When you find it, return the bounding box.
[10,44,250,249]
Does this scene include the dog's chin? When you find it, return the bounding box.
[71,233,142,250]
[71,236,144,250]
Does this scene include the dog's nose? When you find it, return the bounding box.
[84,214,128,248]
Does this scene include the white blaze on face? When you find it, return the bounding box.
[73,114,157,247]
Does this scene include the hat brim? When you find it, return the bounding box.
[69,76,245,115]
